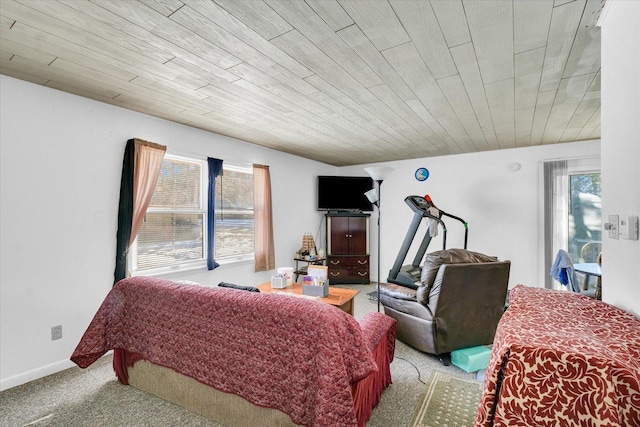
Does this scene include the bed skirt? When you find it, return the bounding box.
[128,358,303,427]
[114,314,395,427]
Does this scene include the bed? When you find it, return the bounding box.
[71,277,396,427]
[475,285,640,426]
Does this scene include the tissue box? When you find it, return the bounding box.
[451,345,492,373]
[302,284,329,297]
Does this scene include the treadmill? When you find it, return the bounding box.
[387,195,468,289]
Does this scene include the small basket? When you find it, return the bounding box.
[302,284,329,297]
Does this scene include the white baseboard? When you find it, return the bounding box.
[0,359,76,391]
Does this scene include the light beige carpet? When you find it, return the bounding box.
[408,370,483,427]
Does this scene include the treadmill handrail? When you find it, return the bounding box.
[438,211,468,249]
[388,210,445,282]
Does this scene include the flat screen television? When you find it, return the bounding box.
[317,175,374,212]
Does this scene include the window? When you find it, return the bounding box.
[130,155,254,274]
[544,157,601,289]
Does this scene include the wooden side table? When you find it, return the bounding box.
[293,257,326,282]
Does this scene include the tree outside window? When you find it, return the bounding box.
[568,173,601,263]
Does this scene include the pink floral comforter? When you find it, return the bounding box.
[475,285,640,426]
[71,277,394,427]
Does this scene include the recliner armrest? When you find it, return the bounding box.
[378,283,417,301]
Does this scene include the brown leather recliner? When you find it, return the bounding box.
[379,249,511,364]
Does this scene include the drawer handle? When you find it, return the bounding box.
[357,272,368,276]
[330,272,340,277]
[357,260,368,264]
[330,260,340,265]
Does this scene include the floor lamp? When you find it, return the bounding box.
[364,166,393,312]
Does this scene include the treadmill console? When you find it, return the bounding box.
[405,195,434,214]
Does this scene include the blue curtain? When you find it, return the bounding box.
[207,158,224,270]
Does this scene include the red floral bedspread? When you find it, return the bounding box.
[475,285,640,426]
[71,277,395,427]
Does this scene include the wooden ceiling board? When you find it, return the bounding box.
[305,0,354,32]
[183,0,312,79]
[382,42,470,153]
[137,0,184,17]
[0,0,602,166]
[405,99,459,155]
[449,42,500,150]
[544,73,597,143]
[92,0,242,70]
[0,37,56,66]
[585,105,600,129]
[530,90,557,145]
[437,74,491,151]
[271,29,374,103]
[463,0,514,84]
[430,0,472,48]
[266,0,383,88]
[336,24,416,101]
[29,0,174,64]
[213,0,293,40]
[485,78,516,149]
[539,0,586,92]
[338,0,410,51]
[514,47,546,146]
[0,53,120,99]
[513,0,554,54]
[562,0,602,78]
[389,0,458,80]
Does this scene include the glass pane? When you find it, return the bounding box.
[215,169,253,210]
[150,158,201,209]
[568,173,601,263]
[215,212,254,258]
[214,168,254,258]
[136,213,204,270]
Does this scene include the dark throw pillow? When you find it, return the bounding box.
[218,282,260,292]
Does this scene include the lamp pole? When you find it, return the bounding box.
[375,179,382,312]
[364,166,393,313]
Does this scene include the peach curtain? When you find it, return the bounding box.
[115,139,166,284]
[129,139,167,246]
[253,164,275,272]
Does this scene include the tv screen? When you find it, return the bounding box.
[317,175,374,212]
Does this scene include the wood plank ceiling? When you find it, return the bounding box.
[0,0,603,166]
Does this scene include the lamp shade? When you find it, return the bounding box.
[364,188,378,203]
[365,166,393,181]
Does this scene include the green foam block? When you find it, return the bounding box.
[451,345,492,372]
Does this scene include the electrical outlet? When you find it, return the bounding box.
[51,325,62,341]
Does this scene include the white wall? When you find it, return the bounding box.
[0,76,335,390]
[599,0,640,316]
[341,141,601,292]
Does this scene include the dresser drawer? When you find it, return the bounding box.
[328,268,370,283]
[327,256,369,284]
[327,256,369,267]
